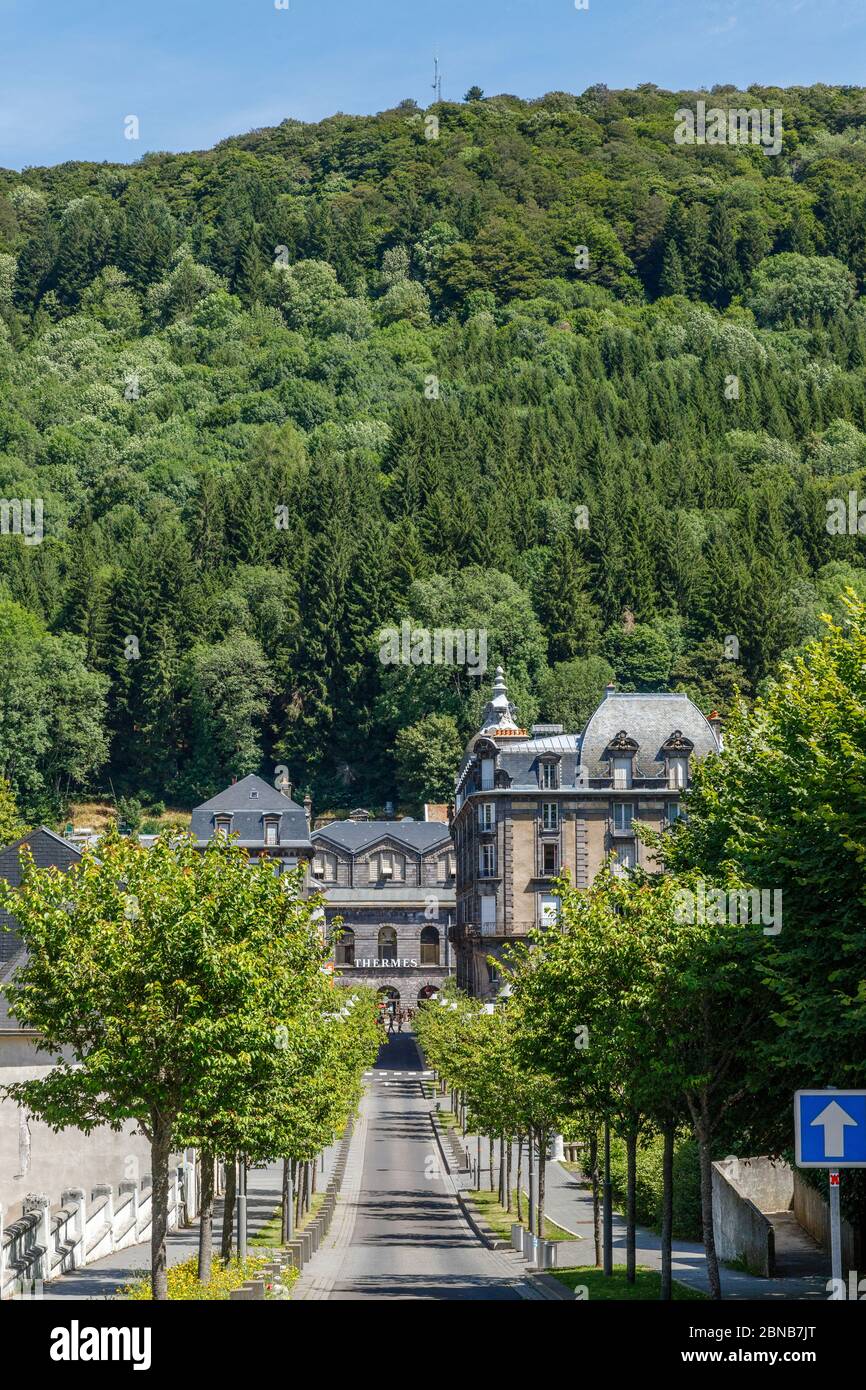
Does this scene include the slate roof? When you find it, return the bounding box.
[579,690,720,780]
[313,820,452,855]
[190,774,312,848]
[456,681,720,794]
[0,828,83,1032]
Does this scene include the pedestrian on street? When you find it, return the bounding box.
[387,1012,395,1034]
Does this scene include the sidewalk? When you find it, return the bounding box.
[451,1129,829,1300]
[41,1143,341,1300]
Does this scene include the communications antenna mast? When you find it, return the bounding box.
[432,54,443,104]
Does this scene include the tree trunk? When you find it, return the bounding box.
[220,1156,236,1263]
[311,1154,318,1194]
[488,1135,494,1191]
[692,1095,722,1299]
[516,1136,523,1223]
[197,1151,215,1284]
[537,1131,547,1238]
[150,1115,173,1300]
[295,1160,303,1226]
[660,1119,675,1301]
[589,1131,602,1267]
[626,1127,637,1284]
[506,1135,513,1214]
[499,1135,506,1205]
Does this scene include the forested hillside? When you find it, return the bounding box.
[3,83,866,816]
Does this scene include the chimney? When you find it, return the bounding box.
[708,710,723,750]
[605,683,617,699]
[303,793,312,831]
[231,775,237,785]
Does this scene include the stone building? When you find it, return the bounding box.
[311,815,456,1011]
[451,668,722,998]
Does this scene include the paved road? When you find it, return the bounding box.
[292,1032,542,1300]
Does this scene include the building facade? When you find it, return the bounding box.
[311,815,456,1010]
[451,668,722,998]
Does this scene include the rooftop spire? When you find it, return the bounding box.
[479,666,524,737]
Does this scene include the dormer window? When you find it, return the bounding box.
[607,731,639,789]
[480,756,495,791]
[215,815,232,837]
[612,758,632,789]
[662,732,694,789]
[263,816,279,847]
[539,758,559,790]
[667,756,689,789]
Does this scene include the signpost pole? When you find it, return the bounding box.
[829,1169,842,1287]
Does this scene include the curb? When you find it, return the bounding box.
[429,1111,512,1253]
[428,1110,586,1301]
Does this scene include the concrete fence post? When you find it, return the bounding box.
[61,1188,86,1268]
[0,1203,5,1295]
[22,1194,51,1283]
[91,1184,115,1254]
[118,1181,138,1246]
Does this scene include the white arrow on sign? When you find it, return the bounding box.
[811,1101,858,1157]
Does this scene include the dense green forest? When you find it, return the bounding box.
[3,83,866,816]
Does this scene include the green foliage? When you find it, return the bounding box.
[0,828,378,1297]
[394,713,463,804]
[537,656,615,729]
[0,776,26,846]
[2,87,866,811]
[608,1131,702,1241]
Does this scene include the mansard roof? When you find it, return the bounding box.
[312,819,452,855]
[456,669,721,795]
[190,774,312,847]
[579,691,719,780]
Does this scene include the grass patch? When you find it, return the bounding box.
[552,1265,708,1301]
[467,1188,579,1243]
[251,1192,325,1246]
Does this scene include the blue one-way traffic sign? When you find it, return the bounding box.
[794,1090,866,1167]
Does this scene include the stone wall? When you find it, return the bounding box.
[0,1161,199,1299]
[712,1156,791,1277]
[793,1168,860,1272]
[0,1049,153,1222]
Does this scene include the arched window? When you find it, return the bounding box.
[378,926,398,962]
[335,927,354,966]
[420,925,440,965]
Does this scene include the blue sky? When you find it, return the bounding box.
[1,0,864,169]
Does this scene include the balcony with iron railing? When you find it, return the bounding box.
[459,919,546,939]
